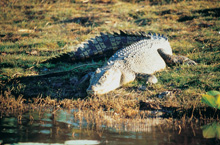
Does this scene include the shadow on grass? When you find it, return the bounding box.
[0,33,39,43]
[57,16,104,27]
[194,8,220,17]
[178,15,197,22]
[2,68,92,99]
[178,8,220,22]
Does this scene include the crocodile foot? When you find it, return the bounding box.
[146,74,158,84]
[137,74,158,84]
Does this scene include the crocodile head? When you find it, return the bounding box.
[87,66,122,95]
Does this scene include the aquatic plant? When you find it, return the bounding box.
[201,91,220,109]
[201,122,220,139]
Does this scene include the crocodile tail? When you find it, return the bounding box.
[41,30,151,64]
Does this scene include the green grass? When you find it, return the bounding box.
[0,0,220,119]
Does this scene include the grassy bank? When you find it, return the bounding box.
[0,0,220,121]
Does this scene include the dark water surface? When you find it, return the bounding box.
[0,109,219,145]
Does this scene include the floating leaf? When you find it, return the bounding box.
[201,94,217,108]
[216,124,220,139]
[207,91,220,96]
[201,122,220,139]
[216,94,220,108]
[202,122,216,138]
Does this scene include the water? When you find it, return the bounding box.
[0,109,219,145]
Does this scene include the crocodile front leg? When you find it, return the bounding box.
[157,49,197,66]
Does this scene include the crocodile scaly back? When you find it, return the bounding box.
[42,31,167,64]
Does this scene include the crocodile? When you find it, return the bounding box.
[42,31,196,95]
[86,33,196,95]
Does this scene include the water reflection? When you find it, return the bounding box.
[201,122,220,139]
[0,108,219,145]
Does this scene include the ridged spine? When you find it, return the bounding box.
[42,30,167,64]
